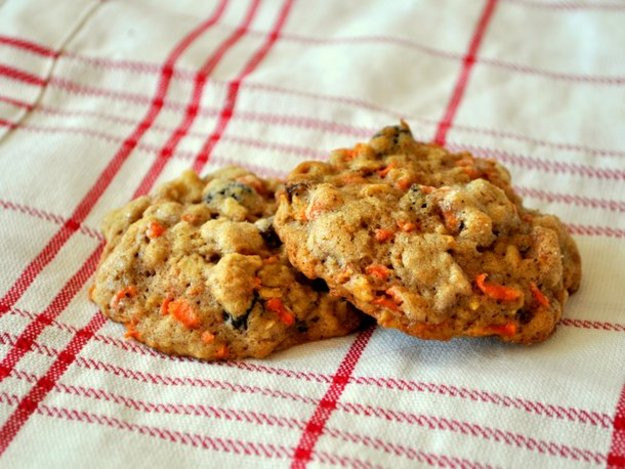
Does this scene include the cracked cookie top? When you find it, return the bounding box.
[274,123,581,344]
[91,167,363,360]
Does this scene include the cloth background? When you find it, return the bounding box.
[1,0,624,467]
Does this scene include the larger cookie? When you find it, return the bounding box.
[274,123,581,344]
[90,167,363,360]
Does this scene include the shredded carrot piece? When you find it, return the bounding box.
[372,296,400,311]
[396,178,413,191]
[125,318,141,340]
[111,285,137,308]
[530,282,549,307]
[455,155,479,179]
[396,220,418,232]
[461,166,481,179]
[168,299,201,328]
[365,264,390,281]
[483,322,517,337]
[181,213,196,223]
[263,256,279,265]
[378,161,397,178]
[475,274,522,302]
[161,297,172,316]
[216,344,229,359]
[441,210,460,232]
[419,185,436,194]
[253,277,262,289]
[343,148,357,160]
[374,228,394,242]
[266,298,295,326]
[201,330,215,344]
[147,221,165,239]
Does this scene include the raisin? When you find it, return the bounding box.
[223,294,257,331]
[259,223,281,249]
[205,181,252,204]
[516,308,533,324]
[295,320,309,333]
[309,277,330,293]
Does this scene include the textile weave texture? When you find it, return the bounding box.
[0,0,624,467]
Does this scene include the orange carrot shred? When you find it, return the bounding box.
[461,166,481,179]
[125,318,141,340]
[263,256,279,265]
[396,220,418,232]
[266,298,295,326]
[161,297,172,316]
[396,178,413,191]
[419,185,436,194]
[365,264,390,281]
[181,213,195,223]
[374,228,394,242]
[475,274,522,302]
[168,299,201,329]
[378,161,397,178]
[147,221,165,239]
[216,344,229,359]
[442,210,460,232]
[111,285,137,308]
[253,277,262,289]
[201,330,215,344]
[372,296,400,311]
[530,282,550,307]
[489,322,517,337]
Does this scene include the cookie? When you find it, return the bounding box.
[274,122,581,344]
[90,167,363,360]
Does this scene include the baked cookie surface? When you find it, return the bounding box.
[91,167,363,360]
[274,123,581,344]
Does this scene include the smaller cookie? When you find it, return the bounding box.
[90,167,363,361]
[274,123,581,344]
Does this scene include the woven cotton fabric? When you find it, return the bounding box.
[1,0,624,467]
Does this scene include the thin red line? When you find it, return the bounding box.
[608,385,625,468]
[8,57,625,160]
[0,95,33,110]
[0,35,58,58]
[2,303,619,433]
[0,0,229,455]
[0,312,106,454]
[10,114,625,188]
[290,328,374,468]
[192,0,295,172]
[0,0,227,318]
[0,118,17,129]
[0,199,103,241]
[0,1,295,453]
[132,0,261,197]
[501,0,625,10]
[0,63,46,86]
[0,246,102,383]
[433,0,498,146]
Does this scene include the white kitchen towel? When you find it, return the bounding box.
[0,0,624,467]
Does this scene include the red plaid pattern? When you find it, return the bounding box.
[1,0,624,467]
